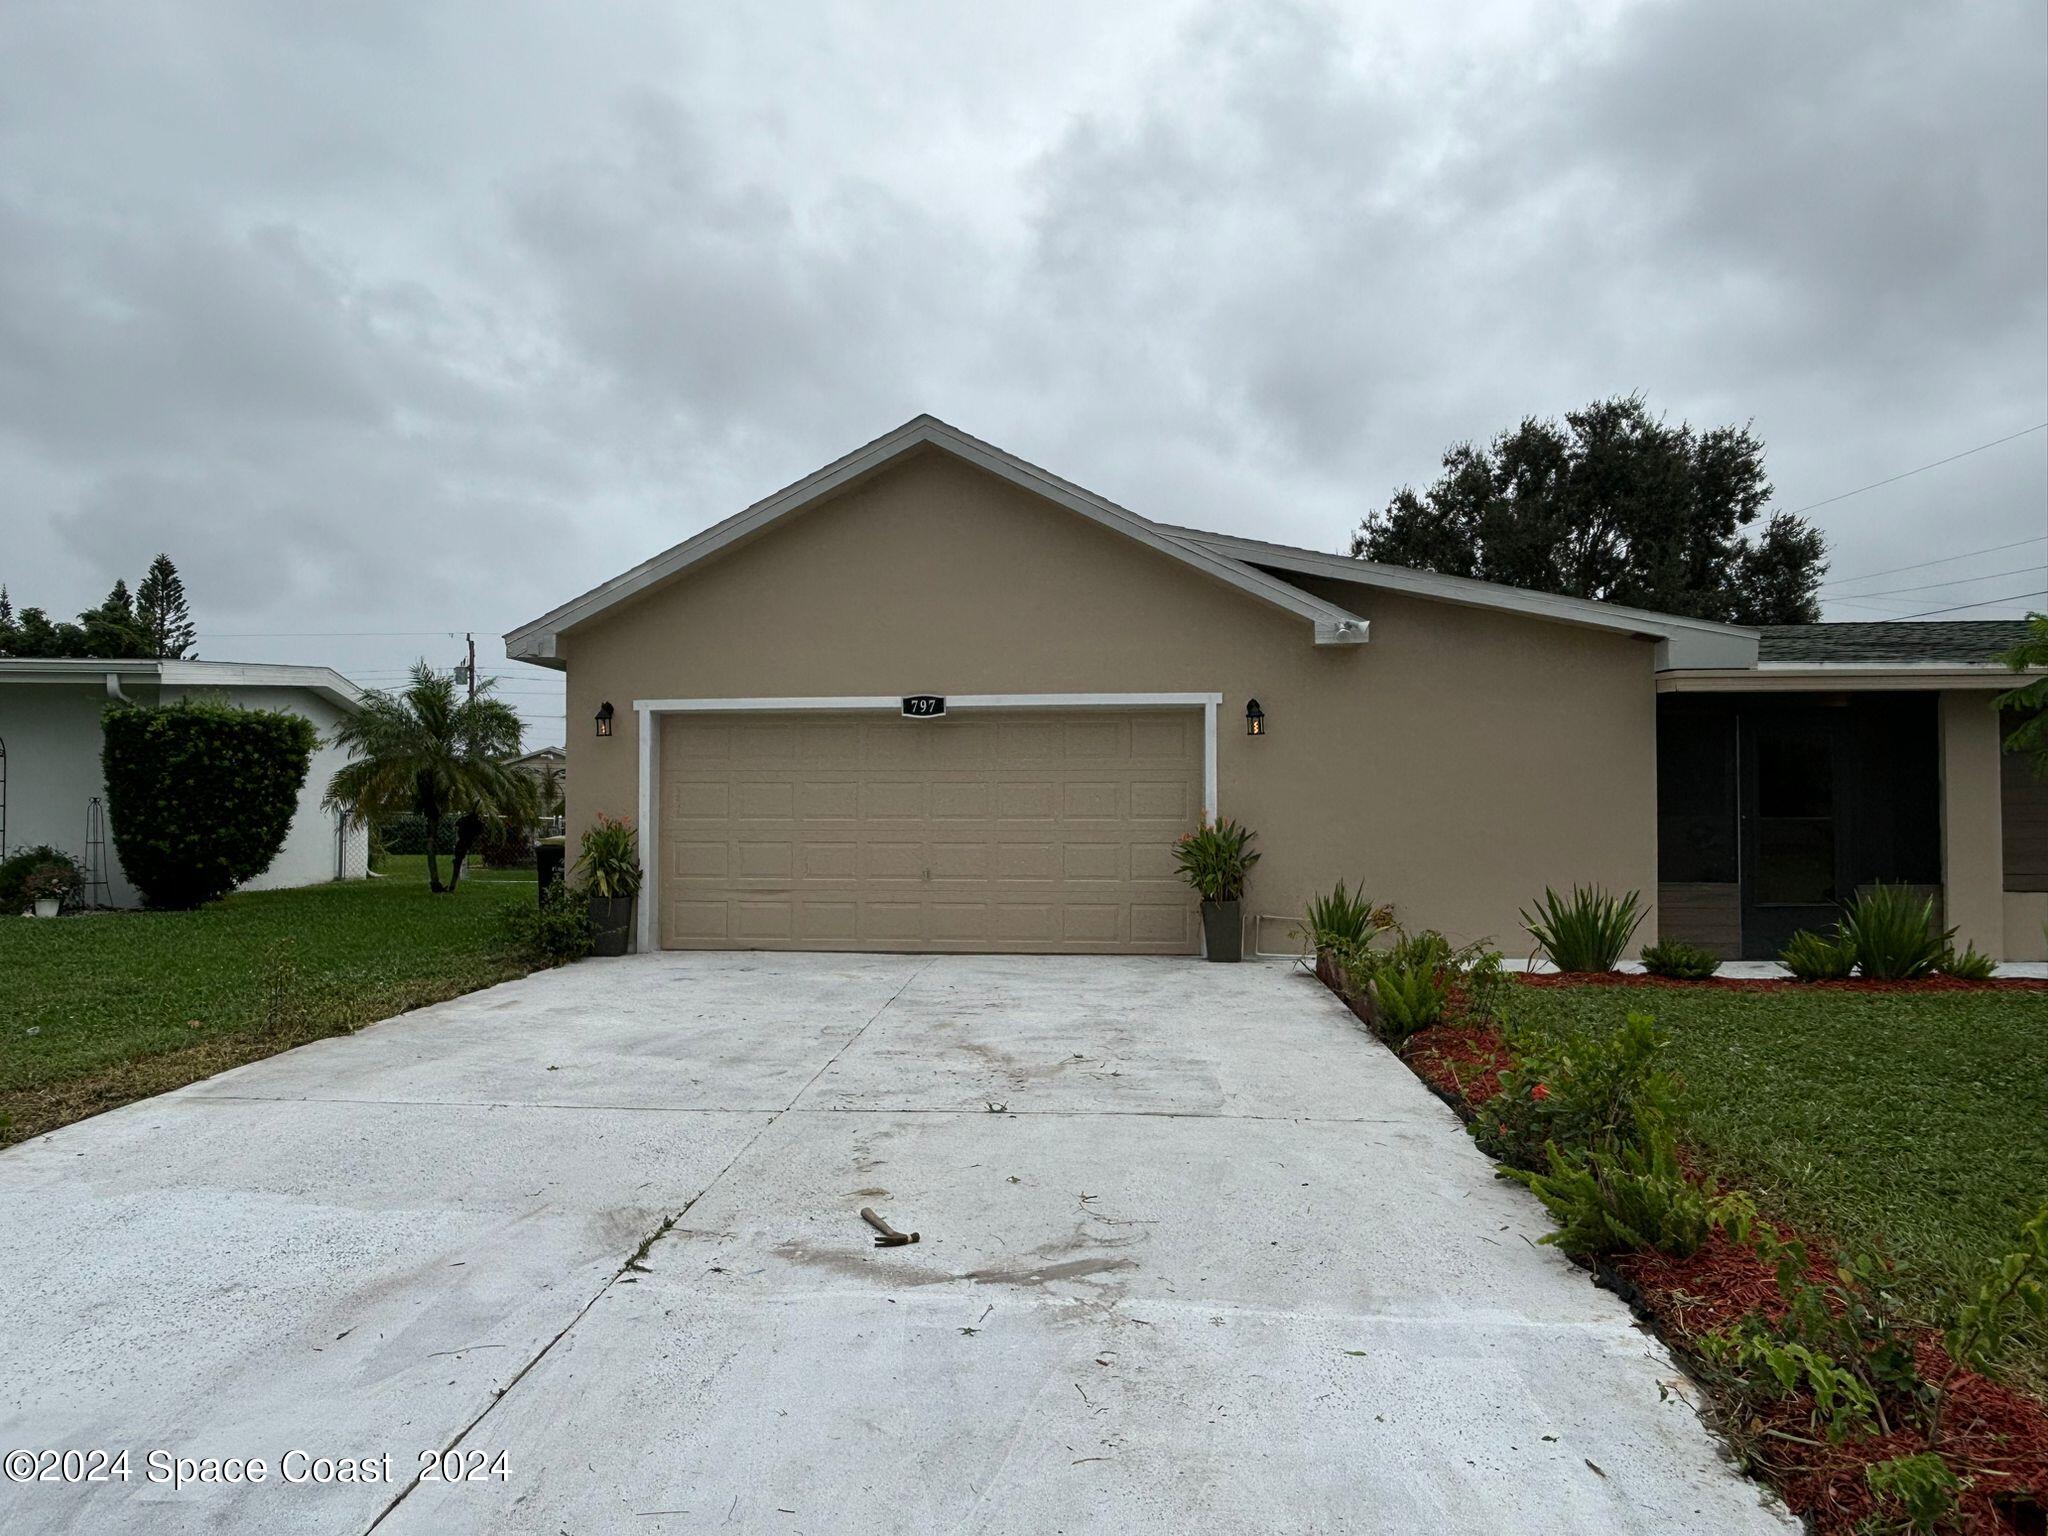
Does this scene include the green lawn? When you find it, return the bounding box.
[1507,980,2048,1396]
[0,869,540,1146]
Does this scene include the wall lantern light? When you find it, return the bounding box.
[595,701,616,738]
[1245,698,1265,737]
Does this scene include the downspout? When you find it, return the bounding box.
[104,673,131,702]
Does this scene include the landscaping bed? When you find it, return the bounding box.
[1319,962,2048,1533]
[0,874,540,1146]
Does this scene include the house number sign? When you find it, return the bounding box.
[901,695,947,719]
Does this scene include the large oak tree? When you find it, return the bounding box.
[1350,395,1827,624]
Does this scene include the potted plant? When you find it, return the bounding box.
[23,858,83,919]
[573,815,643,957]
[1172,817,1261,962]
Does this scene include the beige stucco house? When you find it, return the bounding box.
[508,416,2045,961]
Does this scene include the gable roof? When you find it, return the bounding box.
[505,415,1372,669]
[1757,621,2035,666]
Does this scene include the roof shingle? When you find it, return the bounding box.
[1758,621,2035,665]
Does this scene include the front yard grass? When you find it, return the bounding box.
[0,871,539,1146]
[1507,981,2048,1399]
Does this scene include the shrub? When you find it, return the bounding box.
[1780,927,1855,981]
[0,844,81,913]
[23,861,84,907]
[501,881,595,964]
[1367,958,1449,1041]
[1477,1011,1680,1171]
[101,699,317,908]
[1303,879,1391,951]
[1520,885,1643,973]
[479,819,536,869]
[1840,884,1951,981]
[1863,1454,1963,1535]
[1171,817,1259,903]
[1935,941,1995,982]
[1506,1117,1747,1259]
[572,814,643,899]
[1639,939,1720,981]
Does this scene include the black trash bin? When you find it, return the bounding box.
[536,840,565,901]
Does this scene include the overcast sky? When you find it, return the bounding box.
[3,1,2044,746]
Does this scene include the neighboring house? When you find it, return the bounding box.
[0,658,367,907]
[506,415,2047,960]
[510,745,566,796]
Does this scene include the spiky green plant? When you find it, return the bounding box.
[1520,885,1644,973]
[1840,885,1951,981]
[1640,940,1721,981]
[1780,928,1855,981]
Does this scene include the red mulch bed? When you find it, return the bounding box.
[1514,971,2048,994]
[1319,966,2048,1532]
[1402,1022,1514,1108]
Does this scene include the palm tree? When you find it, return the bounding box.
[1996,612,2048,777]
[324,662,537,892]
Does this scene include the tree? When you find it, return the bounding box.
[77,579,152,658]
[135,554,197,659]
[323,662,536,892]
[1995,613,2048,777]
[1350,395,1828,624]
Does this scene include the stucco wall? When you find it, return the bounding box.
[552,448,1660,953]
[1938,690,2006,956]
[0,679,361,906]
[0,680,157,905]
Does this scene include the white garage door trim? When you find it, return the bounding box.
[632,693,1223,953]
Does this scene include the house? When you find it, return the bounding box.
[506,415,2046,960]
[0,658,368,906]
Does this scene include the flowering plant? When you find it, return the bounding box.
[1171,817,1260,903]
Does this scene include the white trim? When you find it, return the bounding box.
[1659,666,2031,694]
[506,415,1368,667]
[629,691,1223,953]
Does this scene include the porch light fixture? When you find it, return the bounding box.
[594,701,615,738]
[1245,698,1265,737]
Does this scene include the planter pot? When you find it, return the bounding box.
[588,894,635,956]
[31,898,61,919]
[1200,898,1243,962]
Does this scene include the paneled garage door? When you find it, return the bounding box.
[658,709,1204,952]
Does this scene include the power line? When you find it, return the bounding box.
[1781,422,2048,518]
[1819,533,2048,589]
[1889,587,2048,620]
[1817,562,2045,599]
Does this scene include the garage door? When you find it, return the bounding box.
[658,709,1204,952]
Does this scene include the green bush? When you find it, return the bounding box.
[1640,939,1721,981]
[572,814,643,899]
[1367,959,1449,1041]
[1840,884,1951,981]
[1505,1117,1746,1259]
[1521,885,1643,973]
[500,881,595,964]
[1936,942,1996,982]
[1477,1011,1680,1171]
[0,844,82,914]
[100,699,317,909]
[1863,1454,1963,1535]
[1303,878,1390,951]
[1780,927,1855,981]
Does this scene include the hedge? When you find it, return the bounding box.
[101,699,317,908]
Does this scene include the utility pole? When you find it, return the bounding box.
[465,633,477,701]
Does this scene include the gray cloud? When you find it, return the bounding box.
[2,0,2043,744]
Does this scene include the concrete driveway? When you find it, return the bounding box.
[0,954,1789,1535]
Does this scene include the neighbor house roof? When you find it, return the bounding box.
[506,414,1768,671]
[0,658,364,711]
[1757,621,2036,665]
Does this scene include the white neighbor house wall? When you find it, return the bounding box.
[0,663,366,906]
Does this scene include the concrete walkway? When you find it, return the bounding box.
[0,955,1791,1535]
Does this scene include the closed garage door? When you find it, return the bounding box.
[658,709,1204,952]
